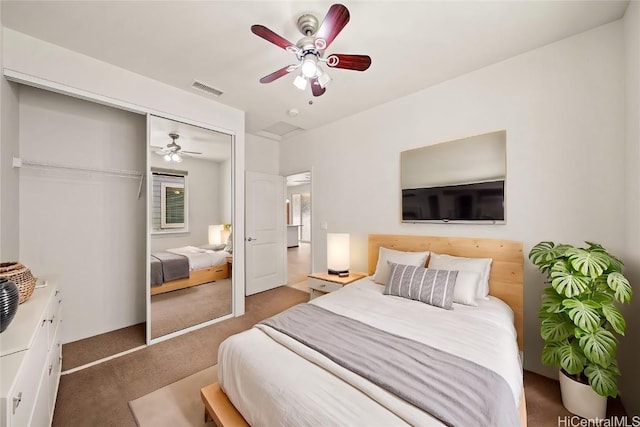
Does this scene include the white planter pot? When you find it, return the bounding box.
[559,370,607,420]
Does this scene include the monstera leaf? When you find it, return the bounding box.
[607,272,632,303]
[550,261,590,297]
[529,242,570,271]
[542,341,563,367]
[577,328,616,368]
[562,299,600,332]
[585,363,620,397]
[566,248,610,278]
[559,340,586,375]
[539,287,565,316]
[540,314,573,342]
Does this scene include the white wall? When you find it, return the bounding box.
[620,0,640,416]
[246,133,279,174]
[2,28,246,335]
[18,86,147,343]
[0,8,21,261]
[280,21,626,379]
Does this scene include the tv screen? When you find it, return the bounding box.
[402,180,504,222]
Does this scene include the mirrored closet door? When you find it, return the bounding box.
[147,115,233,341]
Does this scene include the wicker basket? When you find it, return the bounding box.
[0,262,36,304]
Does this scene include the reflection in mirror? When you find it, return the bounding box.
[401,130,506,224]
[152,170,188,230]
[148,115,233,340]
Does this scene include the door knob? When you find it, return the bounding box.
[247,237,258,241]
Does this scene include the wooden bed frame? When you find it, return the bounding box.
[202,234,527,426]
[150,262,229,296]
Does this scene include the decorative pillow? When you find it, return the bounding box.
[384,262,457,310]
[452,270,481,306]
[372,247,430,285]
[224,232,233,254]
[200,243,227,251]
[428,253,493,300]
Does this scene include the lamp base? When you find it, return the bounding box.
[328,269,349,277]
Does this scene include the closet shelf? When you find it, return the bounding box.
[13,157,145,199]
[12,157,143,178]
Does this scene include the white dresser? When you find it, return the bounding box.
[0,278,62,427]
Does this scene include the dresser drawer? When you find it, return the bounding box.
[46,290,62,350]
[9,319,48,426]
[307,277,343,293]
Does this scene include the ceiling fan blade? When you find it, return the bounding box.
[260,65,295,83]
[251,25,298,52]
[181,150,202,155]
[326,54,371,71]
[310,77,326,97]
[314,4,350,50]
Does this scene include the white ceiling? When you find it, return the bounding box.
[1,1,629,140]
[149,115,232,162]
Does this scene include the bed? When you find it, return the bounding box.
[205,234,527,426]
[150,245,230,295]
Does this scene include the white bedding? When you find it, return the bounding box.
[165,246,229,271]
[218,277,522,427]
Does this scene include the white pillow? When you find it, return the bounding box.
[372,247,430,285]
[428,253,493,299]
[452,270,482,306]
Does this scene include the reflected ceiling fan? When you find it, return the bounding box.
[154,133,202,163]
[251,3,371,96]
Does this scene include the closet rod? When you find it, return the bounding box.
[13,157,145,200]
[12,157,143,179]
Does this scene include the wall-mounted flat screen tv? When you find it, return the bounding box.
[402,180,504,223]
[401,130,507,224]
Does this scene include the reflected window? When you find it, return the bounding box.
[152,169,188,232]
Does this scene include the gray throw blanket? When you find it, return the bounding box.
[150,256,163,286]
[260,304,519,427]
[151,251,189,282]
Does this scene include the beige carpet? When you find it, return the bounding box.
[151,279,232,339]
[129,365,217,427]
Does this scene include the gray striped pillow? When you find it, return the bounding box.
[384,262,458,310]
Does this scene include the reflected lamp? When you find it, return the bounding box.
[208,224,223,245]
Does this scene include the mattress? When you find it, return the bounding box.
[165,246,229,271]
[218,277,522,427]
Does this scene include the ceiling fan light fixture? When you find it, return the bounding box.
[164,154,172,162]
[171,153,182,163]
[300,54,318,78]
[293,74,308,90]
[316,67,331,89]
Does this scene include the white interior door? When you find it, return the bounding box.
[245,171,286,295]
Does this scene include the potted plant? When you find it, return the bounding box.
[529,241,632,419]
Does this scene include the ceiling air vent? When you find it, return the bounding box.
[191,80,223,97]
[263,121,303,137]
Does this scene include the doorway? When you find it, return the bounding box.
[285,171,312,292]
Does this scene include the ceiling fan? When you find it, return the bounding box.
[251,3,371,96]
[154,133,202,163]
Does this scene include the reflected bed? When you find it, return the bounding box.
[150,245,229,295]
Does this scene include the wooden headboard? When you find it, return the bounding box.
[368,234,524,351]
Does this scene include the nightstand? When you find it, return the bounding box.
[307,272,366,300]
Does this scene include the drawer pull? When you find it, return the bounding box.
[319,283,326,288]
[49,364,53,375]
[49,314,55,323]
[55,290,59,296]
[12,392,22,414]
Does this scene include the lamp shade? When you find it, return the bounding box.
[327,233,350,275]
[208,224,223,245]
